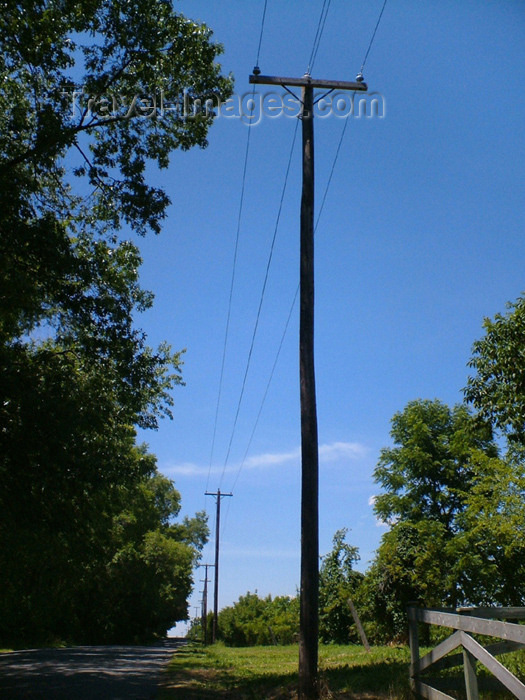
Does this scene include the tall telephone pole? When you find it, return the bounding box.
[205,489,232,643]
[249,71,367,700]
[199,563,214,644]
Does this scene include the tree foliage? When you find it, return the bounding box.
[465,294,525,443]
[0,455,209,644]
[361,398,525,643]
[216,592,299,647]
[358,520,452,643]
[373,399,497,533]
[319,529,363,644]
[454,450,525,606]
[0,0,231,645]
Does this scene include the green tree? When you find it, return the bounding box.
[362,399,513,642]
[0,0,233,347]
[217,592,299,647]
[0,446,209,644]
[91,468,209,643]
[373,399,497,533]
[318,529,363,644]
[358,520,451,643]
[465,293,525,443]
[453,451,525,606]
[0,0,231,645]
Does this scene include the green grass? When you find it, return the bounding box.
[160,642,413,699]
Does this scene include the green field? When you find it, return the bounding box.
[160,643,413,699]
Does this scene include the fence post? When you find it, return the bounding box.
[458,608,479,700]
[347,599,370,652]
[407,604,419,692]
[462,648,479,700]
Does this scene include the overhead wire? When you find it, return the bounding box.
[255,0,269,68]
[205,127,250,495]
[219,0,390,540]
[307,0,333,75]
[315,0,390,230]
[360,0,389,75]
[230,282,299,496]
[221,0,337,506]
[222,0,390,503]
[205,0,269,503]
[218,0,345,493]
[220,0,339,532]
[218,118,300,489]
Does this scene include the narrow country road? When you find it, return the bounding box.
[0,638,185,699]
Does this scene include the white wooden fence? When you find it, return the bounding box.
[407,606,525,699]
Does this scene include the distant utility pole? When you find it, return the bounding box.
[199,563,214,644]
[205,489,232,643]
[249,70,368,700]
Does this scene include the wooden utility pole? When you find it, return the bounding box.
[249,71,367,700]
[205,489,232,643]
[199,563,214,644]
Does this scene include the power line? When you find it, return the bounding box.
[316,117,350,227]
[214,0,390,514]
[359,0,389,75]
[230,283,299,496]
[255,0,269,69]
[224,136,336,501]
[206,124,252,494]
[219,119,300,488]
[220,2,342,497]
[307,0,333,75]
[206,0,270,496]
[219,1,340,488]
[223,0,390,499]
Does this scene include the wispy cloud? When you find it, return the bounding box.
[162,462,220,477]
[244,447,301,470]
[376,519,389,528]
[319,441,368,461]
[163,440,368,477]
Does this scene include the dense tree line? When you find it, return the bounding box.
[0,0,232,645]
[216,592,300,647]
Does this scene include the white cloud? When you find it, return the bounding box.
[319,441,368,462]
[163,440,368,477]
[162,462,233,477]
[244,447,301,470]
[376,518,389,528]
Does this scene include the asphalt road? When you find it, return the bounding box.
[0,638,186,699]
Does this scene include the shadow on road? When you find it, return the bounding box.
[0,638,186,699]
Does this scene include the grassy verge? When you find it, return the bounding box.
[160,642,413,699]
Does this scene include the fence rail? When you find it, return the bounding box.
[407,605,525,699]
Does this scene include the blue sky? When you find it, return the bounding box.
[129,1,525,632]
